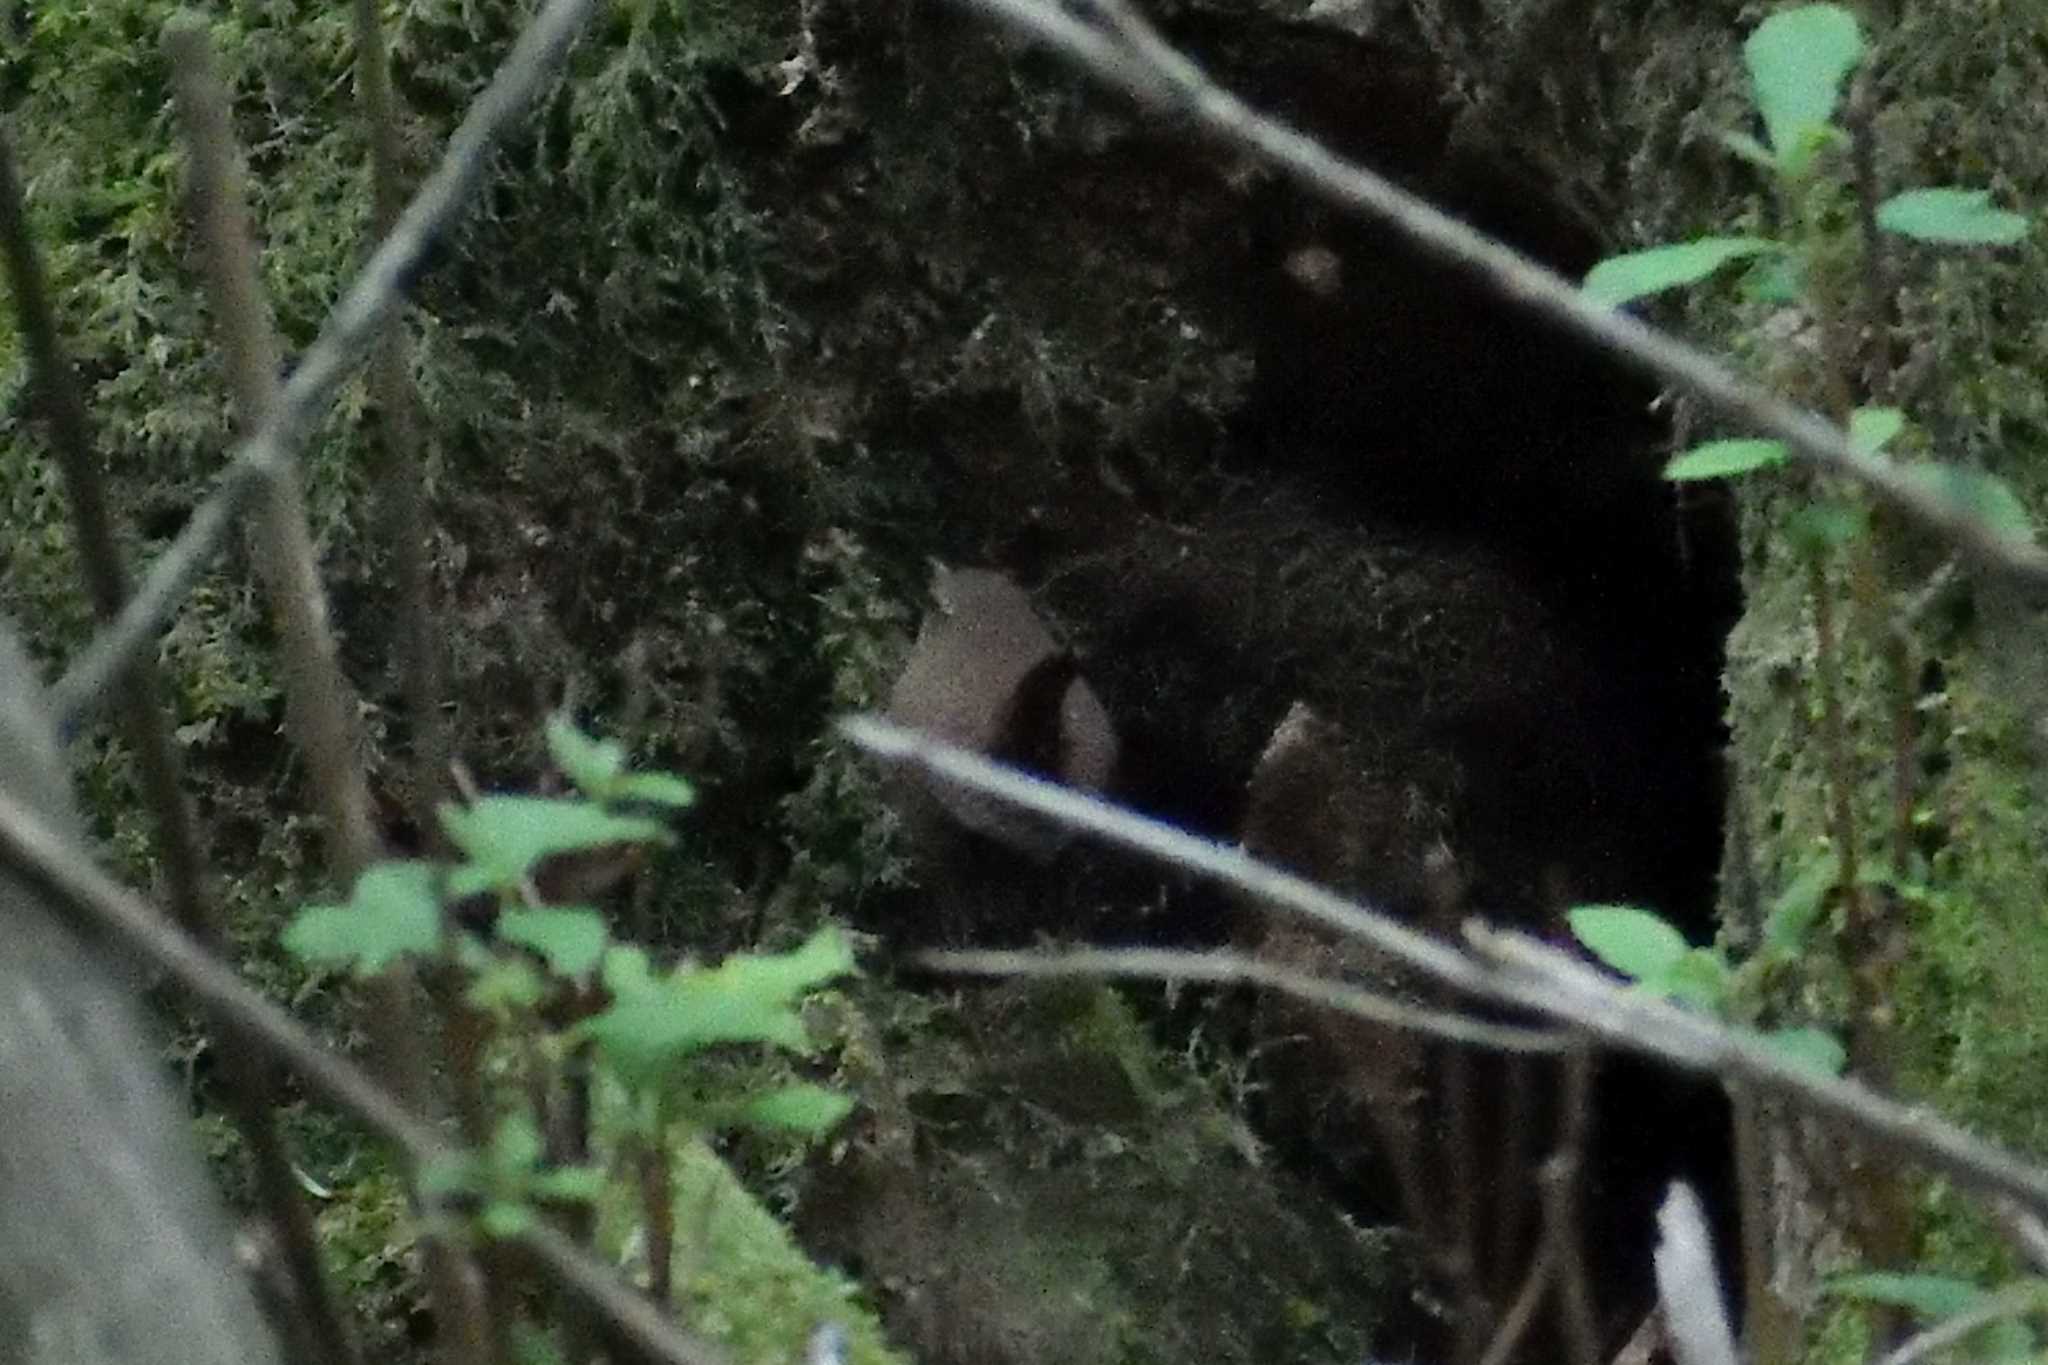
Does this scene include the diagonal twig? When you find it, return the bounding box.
[922,945,1567,1052]
[51,0,599,727]
[351,0,453,839]
[1872,1282,2047,1365]
[841,714,2048,1223]
[0,763,729,1365]
[957,0,2048,588]
[0,126,361,1365]
[164,22,500,1365]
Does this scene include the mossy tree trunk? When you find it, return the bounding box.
[1398,0,2048,1352]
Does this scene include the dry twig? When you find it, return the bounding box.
[956,0,2048,588]
[842,715,2048,1223]
[52,0,599,726]
[923,945,1565,1052]
[1872,1282,2044,1365]
[164,24,497,1363]
[0,771,729,1365]
[0,129,358,1365]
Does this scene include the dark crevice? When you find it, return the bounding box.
[1069,30,1745,1356]
[1191,44,1744,1356]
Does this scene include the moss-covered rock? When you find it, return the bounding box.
[799,978,1397,1365]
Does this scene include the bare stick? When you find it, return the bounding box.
[922,945,1566,1052]
[1445,1042,1489,1365]
[1492,1056,1538,1310]
[1846,72,1895,404]
[848,716,1527,1006]
[344,0,515,1348]
[168,21,378,875]
[52,0,598,726]
[1729,1084,1789,1365]
[1547,1050,1601,1365]
[0,773,729,1365]
[1467,924,2048,1219]
[1994,1197,2048,1276]
[1477,1235,1556,1365]
[165,24,494,1363]
[842,715,2048,1221]
[957,0,2048,588]
[0,129,359,1365]
[1873,1284,2045,1365]
[351,0,452,837]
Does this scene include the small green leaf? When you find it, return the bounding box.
[1665,439,1789,481]
[466,955,548,1012]
[1848,406,1905,455]
[582,987,805,1084]
[440,797,669,899]
[1583,238,1783,308]
[1828,1272,1984,1318]
[1760,1026,1847,1076]
[1746,5,1863,171]
[488,1113,545,1174]
[609,771,697,809]
[419,1151,482,1201]
[1716,129,1779,171]
[497,907,610,979]
[545,713,627,797]
[1764,852,1839,956]
[1898,463,2036,543]
[1568,905,1690,982]
[283,861,444,975]
[601,944,659,1000]
[1786,497,1870,552]
[1877,188,2029,246]
[480,1201,536,1239]
[544,715,696,809]
[1828,1276,2048,1362]
[530,1166,606,1204]
[1652,947,1732,1011]
[1741,253,1805,304]
[580,927,858,1085]
[735,1083,857,1137]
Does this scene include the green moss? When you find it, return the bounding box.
[594,1138,911,1365]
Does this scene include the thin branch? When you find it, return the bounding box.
[922,945,1567,1052]
[1872,1283,2045,1365]
[1994,1197,2048,1276]
[345,0,511,1347]
[1730,1084,1789,1365]
[351,0,453,839]
[166,24,490,1362]
[1445,1041,1489,1365]
[847,716,1527,1007]
[51,0,598,726]
[0,128,359,1365]
[1477,1231,1556,1365]
[1846,72,1895,404]
[167,19,376,877]
[0,770,729,1365]
[1547,1049,1601,1365]
[840,715,2048,1223]
[1466,924,2048,1220]
[958,0,2048,588]
[1493,1056,1539,1311]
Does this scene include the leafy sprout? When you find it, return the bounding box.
[1578,3,2030,505]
